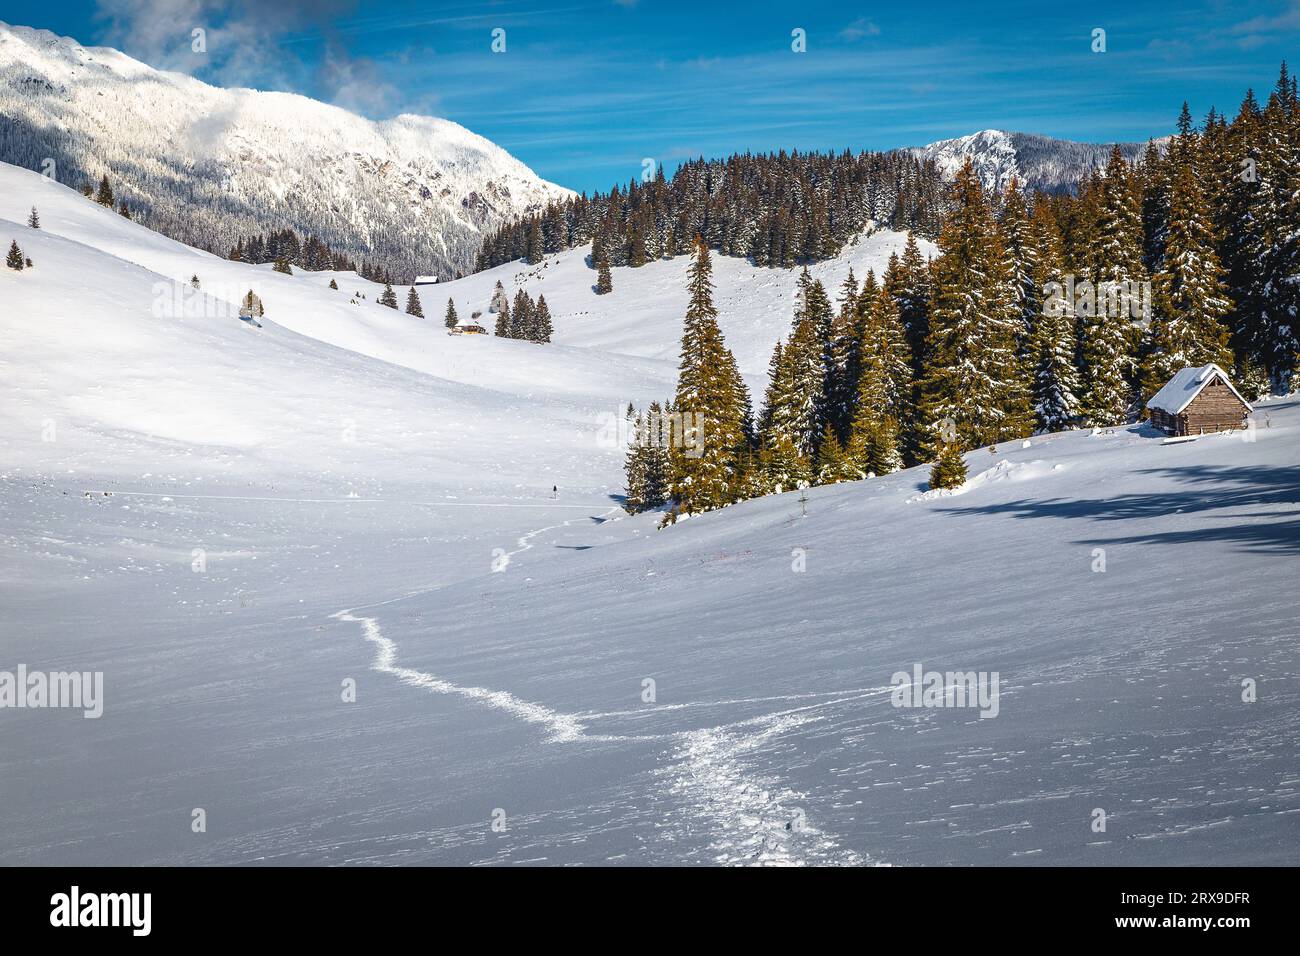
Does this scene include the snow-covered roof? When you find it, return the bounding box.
[1147,364,1253,415]
[413,276,439,285]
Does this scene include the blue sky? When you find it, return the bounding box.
[12,0,1300,193]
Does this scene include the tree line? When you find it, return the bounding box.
[475,148,949,273]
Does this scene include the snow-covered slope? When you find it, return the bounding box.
[906,130,1155,195]
[0,22,572,279]
[2,160,1295,868]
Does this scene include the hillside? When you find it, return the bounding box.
[1,160,1296,867]
[0,22,572,280]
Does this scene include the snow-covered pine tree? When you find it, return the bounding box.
[273,257,292,275]
[533,295,554,343]
[665,238,749,518]
[493,296,510,336]
[6,240,24,271]
[918,160,1029,455]
[190,274,200,288]
[27,207,39,229]
[929,443,967,490]
[445,298,459,329]
[596,257,613,294]
[405,287,424,317]
[510,289,532,339]
[1140,160,1235,400]
[759,433,812,495]
[378,282,398,309]
[891,232,932,366]
[1027,204,1082,431]
[624,410,650,513]
[845,281,912,475]
[1239,67,1300,390]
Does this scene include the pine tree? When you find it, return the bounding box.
[379,282,398,309]
[929,443,967,490]
[759,434,813,494]
[665,239,750,517]
[190,274,200,288]
[511,289,532,338]
[1027,203,1081,431]
[329,279,339,290]
[845,286,911,474]
[533,295,554,343]
[118,201,131,219]
[95,175,114,207]
[493,296,510,336]
[526,219,544,264]
[918,160,1029,455]
[6,240,24,271]
[445,298,459,329]
[405,287,424,317]
[815,431,857,484]
[624,411,650,513]
[1140,161,1235,400]
[273,258,293,275]
[27,207,39,229]
[596,257,613,294]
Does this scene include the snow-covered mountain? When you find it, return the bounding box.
[0,22,572,279]
[906,129,1155,195]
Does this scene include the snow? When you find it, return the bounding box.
[1147,363,1254,415]
[2,160,1298,867]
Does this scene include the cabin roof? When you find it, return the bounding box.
[1147,363,1253,415]
[413,276,439,285]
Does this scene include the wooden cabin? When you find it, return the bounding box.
[1146,364,1252,436]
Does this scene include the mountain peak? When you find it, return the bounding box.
[0,21,573,278]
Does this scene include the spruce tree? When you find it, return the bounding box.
[596,257,613,294]
[379,282,398,309]
[274,258,293,275]
[526,219,544,264]
[95,175,114,207]
[918,161,1029,455]
[6,240,24,271]
[445,298,459,329]
[405,287,424,317]
[511,289,532,339]
[533,295,554,343]
[666,239,749,517]
[929,443,967,490]
[118,201,131,219]
[27,207,39,229]
[493,297,510,336]
[1140,161,1235,400]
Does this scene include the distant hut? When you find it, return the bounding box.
[413,275,439,287]
[448,309,487,335]
[1146,363,1252,436]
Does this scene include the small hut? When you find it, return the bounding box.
[1146,363,1252,436]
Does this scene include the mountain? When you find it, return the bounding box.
[0,22,572,279]
[3,158,1296,866]
[905,129,1157,195]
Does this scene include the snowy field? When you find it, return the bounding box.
[1,163,1297,866]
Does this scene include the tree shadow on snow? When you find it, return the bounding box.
[938,464,1300,555]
